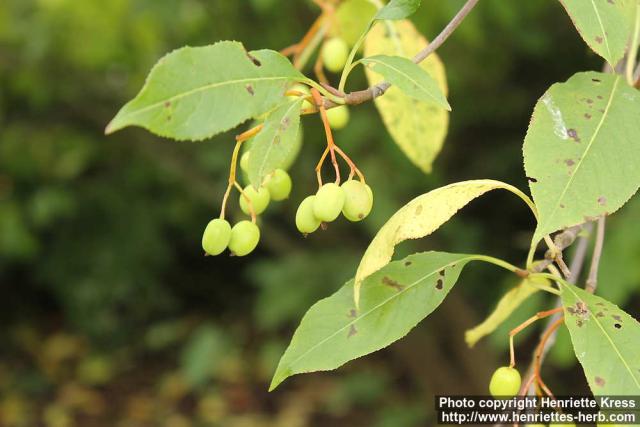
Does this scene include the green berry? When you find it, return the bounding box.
[489,366,521,398]
[202,218,232,256]
[313,183,345,222]
[341,180,373,222]
[296,196,322,234]
[288,84,313,110]
[265,169,292,201]
[228,221,260,256]
[239,185,270,216]
[326,105,350,130]
[322,37,349,73]
[240,151,250,173]
[550,423,576,427]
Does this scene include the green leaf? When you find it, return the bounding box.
[360,55,451,110]
[465,278,544,347]
[248,99,303,188]
[364,20,449,173]
[558,0,637,67]
[524,71,640,244]
[106,41,305,141]
[561,283,640,394]
[270,251,474,391]
[375,0,422,21]
[353,179,535,303]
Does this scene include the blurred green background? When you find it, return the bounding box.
[1,0,639,426]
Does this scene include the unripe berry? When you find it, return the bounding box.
[240,151,250,173]
[228,221,260,256]
[201,218,231,256]
[313,183,345,222]
[489,366,521,398]
[550,423,576,427]
[322,37,349,73]
[341,180,373,222]
[239,185,270,216]
[265,169,292,201]
[326,105,350,130]
[288,84,313,110]
[296,196,322,234]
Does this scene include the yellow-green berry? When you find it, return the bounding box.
[296,196,322,234]
[239,185,270,216]
[326,105,350,130]
[202,218,232,256]
[322,37,349,73]
[265,169,292,201]
[341,180,373,222]
[313,183,345,222]
[228,221,260,256]
[489,366,521,398]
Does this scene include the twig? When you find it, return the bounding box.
[531,224,584,274]
[523,224,592,395]
[334,0,480,107]
[585,216,606,293]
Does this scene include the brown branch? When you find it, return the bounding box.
[585,216,606,293]
[327,0,481,108]
[531,224,584,274]
[523,224,592,395]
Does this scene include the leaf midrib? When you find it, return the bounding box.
[254,99,302,186]
[121,76,291,119]
[539,76,621,236]
[591,0,613,60]
[283,256,475,372]
[562,284,640,390]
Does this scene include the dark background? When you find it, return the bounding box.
[1,0,639,426]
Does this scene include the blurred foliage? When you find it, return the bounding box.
[0,0,638,425]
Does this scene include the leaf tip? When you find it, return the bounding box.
[268,368,290,392]
[104,120,117,135]
[105,112,127,136]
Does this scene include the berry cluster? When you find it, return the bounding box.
[296,180,373,234]
[201,34,367,257]
[202,159,293,257]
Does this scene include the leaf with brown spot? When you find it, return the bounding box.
[248,98,303,188]
[561,283,640,394]
[106,41,307,141]
[524,71,640,244]
[558,0,636,67]
[270,251,474,391]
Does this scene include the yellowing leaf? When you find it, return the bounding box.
[465,278,546,347]
[364,20,449,173]
[353,180,536,303]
